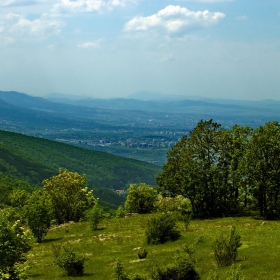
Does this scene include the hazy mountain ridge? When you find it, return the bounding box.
[44,90,280,115]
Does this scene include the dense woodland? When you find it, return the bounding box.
[1,119,280,279]
[158,120,280,220]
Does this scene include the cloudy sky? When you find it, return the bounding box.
[0,0,279,100]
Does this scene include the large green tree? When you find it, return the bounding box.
[43,169,95,224]
[157,120,251,218]
[245,121,280,219]
[216,125,252,214]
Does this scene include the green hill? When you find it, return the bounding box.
[0,129,161,191]
[23,214,280,279]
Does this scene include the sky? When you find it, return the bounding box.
[0,0,280,100]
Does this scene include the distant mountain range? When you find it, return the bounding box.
[1,90,280,132]
[43,91,280,118]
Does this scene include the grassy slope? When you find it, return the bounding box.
[26,214,280,280]
[0,130,161,189]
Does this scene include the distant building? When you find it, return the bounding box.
[116,190,125,195]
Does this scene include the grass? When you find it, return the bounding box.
[26,214,280,279]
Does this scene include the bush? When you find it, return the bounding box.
[0,217,31,280]
[146,214,181,244]
[114,260,146,280]
[116,205,126,218]
[23,190,53,243]
[87,203,104,231]
[43,169,95,224]
[155,195,192,213]
[56,246,86,277]
[125,183,158,214]
[155,195,192,230]
[138,248,148,259]
[150,254,200,280]
[226,265,244,280]
[213,227,241,267]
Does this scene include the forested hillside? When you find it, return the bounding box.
[0,130,160,189]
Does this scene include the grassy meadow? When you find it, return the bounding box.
[26,214,280,279]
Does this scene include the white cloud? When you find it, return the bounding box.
[0,13,64,44]
[52,0,137,15]
[123,5,225,37]
[77,39,103,48]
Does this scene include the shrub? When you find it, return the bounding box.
[213,227,241,267]
[87,203,104,231]
[114,260,130,280]
[23,190,53,243]
[56,246,86,277]
[43,169,95,224]
[146,214,181,244]
[226,265,244,280]
[116,205,126,218]
[155,195,192,213]
[149,254,200,280]
[0,217,31,280]
[138,248,148,259]
[155,195,192,230]
[114,260,146,280]
[125,183,158,214]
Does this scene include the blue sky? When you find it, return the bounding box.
[0,0,279,100]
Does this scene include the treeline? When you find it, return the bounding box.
[157,120,280,220]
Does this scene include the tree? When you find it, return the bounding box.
[245,122,280,219]
[24,190,53,243]
[0,215,31,279]
[157,120,224,217]
[157,120,251,218]
[125,183,158,214]
[43,169,95,224]
[9,189,30,208]
[216,125,251,214]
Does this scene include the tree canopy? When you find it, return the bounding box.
[157,120,280,219]
[43,169,95,224]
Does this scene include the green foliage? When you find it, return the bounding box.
[0,215,31,279]
[55,246,86,277]
[207,269,220,280]
[0,129,160,191]
[155,194,192,213]
[149,253,200,280]
[23,190,53,243]
[157,120,253,218]
[87,202,104,231]
[213,227,242,267]
[226,265,244,280]
[245,122,280,219]
[8,189,30,208]
[0,173,35,206]
[114,260,131,280]
[146,214,181,244]
[43,169,95,224]
[125,183,158,214]
[114,260,146,280]
[116,205,126,218]
[137,247,148,259]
